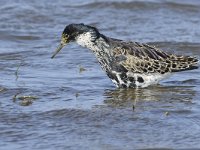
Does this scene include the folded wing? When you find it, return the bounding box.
[111,40,199,74]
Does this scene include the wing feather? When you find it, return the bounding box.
[110,39,198,74]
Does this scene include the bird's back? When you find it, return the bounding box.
[108,38,199,74]
[98,37,199,88]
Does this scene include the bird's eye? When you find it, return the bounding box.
[62,34,69,43]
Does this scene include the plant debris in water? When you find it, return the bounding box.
[20,99,33,106]
[0,87,6,92]
[17,95,38,100]
[75,92,80,98]
[15,62,22,81]
[13,93,38,106]
[132,104,135,111]
[79,65,86,73]
[164,111,170,116]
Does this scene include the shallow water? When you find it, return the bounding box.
[0,0,200,149]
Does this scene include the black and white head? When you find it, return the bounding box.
[51,23,100,58]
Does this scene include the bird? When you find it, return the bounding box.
[51,23,199,88]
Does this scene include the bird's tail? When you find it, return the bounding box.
[169,55,199,72]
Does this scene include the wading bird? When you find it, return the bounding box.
[51,23,199,88]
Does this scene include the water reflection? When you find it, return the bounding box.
[103,85,196,109]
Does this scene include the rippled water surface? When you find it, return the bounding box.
[0,0,200,149]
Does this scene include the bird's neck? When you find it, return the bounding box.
[75,32,95,49]
[76,33,112,71]
[76,33,111,59]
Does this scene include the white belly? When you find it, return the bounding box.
[111,71,170,88]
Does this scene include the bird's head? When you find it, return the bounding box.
[51,23,100,58]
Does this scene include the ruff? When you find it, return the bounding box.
[51,23,199,88]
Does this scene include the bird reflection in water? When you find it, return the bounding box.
[103,84,196,110]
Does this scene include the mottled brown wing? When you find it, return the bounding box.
[111,40,199,74]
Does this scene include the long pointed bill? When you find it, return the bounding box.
[51,43,65,59]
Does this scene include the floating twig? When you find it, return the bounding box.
[15,62,22,81]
